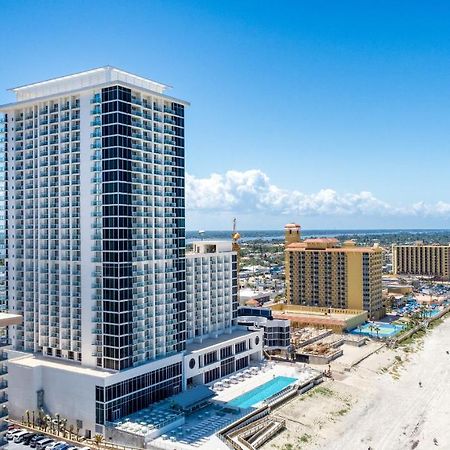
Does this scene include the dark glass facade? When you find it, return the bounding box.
[95,361,182,424]
[101,86,134,370]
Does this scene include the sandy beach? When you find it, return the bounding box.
[262,317,450,450]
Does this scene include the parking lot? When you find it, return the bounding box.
[2,432,90,450]
[4,441,32,450]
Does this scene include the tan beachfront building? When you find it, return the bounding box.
[270,304,367,333]
[392,242,450,280]
[284,224,384,320]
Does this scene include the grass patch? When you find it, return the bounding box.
[281,444,294,450]
[312,386,334,397]
[428,318,444,329]
[298,433,312,443]
[333,407,350,416]
[400,328,426,346]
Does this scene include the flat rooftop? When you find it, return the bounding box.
[1,66,190,108]
[9,352,112,378]
[287,241,381,253]
[270,304,366,321]
[186,328,259,353]
[0,312,22,327]
[11,66,168,99]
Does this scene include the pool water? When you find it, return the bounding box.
[350,321,404,338]
[227,376,297,409]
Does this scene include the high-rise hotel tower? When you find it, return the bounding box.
[0,68,262,436]
[1,67,188,429]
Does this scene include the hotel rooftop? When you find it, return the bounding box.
[1,66,189,106]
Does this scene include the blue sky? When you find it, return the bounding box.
[1,0,450,230]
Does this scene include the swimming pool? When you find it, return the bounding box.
[227,376,297,409]
[350,321,404,338]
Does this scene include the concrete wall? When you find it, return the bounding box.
[8,358,99,435]
[8,353,184,436]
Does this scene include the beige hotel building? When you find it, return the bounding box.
[392,242,450,280]
[284,224,384,320]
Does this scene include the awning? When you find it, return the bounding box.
[170,385,215,411]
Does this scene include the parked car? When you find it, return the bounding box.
[14,430,31,443]
[46,442,66,450]
[18,432,36,444]
[6,428,26,440]
[55,445,71,450]
[29,434,45,447]
[36,438,54,450]
[23,433,40,445]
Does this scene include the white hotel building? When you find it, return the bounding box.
[184,241,261,387]
[0,67,261,437]
[186,241,238,341]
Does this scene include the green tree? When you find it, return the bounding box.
[94,434,103,448]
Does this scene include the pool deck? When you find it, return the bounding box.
[150,361,314,450]
[213,361,303,404]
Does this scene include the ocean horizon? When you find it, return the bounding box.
[186,228,450,243]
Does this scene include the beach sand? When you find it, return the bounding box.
[262,317,450,450]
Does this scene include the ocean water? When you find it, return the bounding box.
[186,229,450,243]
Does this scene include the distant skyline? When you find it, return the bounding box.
[2,0,450,229]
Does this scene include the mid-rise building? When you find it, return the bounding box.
[392,242,450,279]
[237,307,291,354]
[183,241,262,386]
[0,68,262,438]
[284,224,384,320]
[186,241,238,340]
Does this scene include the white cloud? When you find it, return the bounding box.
[186,169,450,218]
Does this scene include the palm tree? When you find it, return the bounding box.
[38,410,44,429]
[42,416,47,432]
[374,326,381,339]
[68,424,74,440]
[61,418,67,437]
[25,410,30,426]
[46,415,52,433]
[55,413,60,436]
[93,434,103,448]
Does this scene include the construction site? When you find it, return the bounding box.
[289,328,367,364]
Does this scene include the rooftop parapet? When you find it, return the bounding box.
[8,66,170,102]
